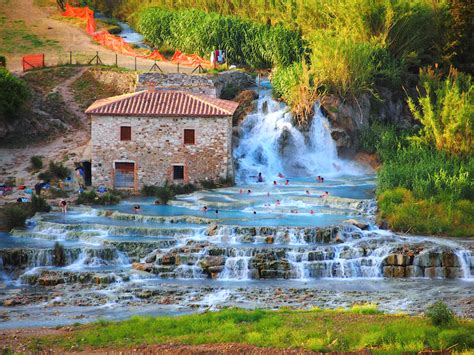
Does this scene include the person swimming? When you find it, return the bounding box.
[310,209,315,215]
[285,180,289,185]
[305,190,310,195]
[275,200,281,206]
[257,172,263,183]
[273,180,277,185]
[133,205,141,213]
[201,206,208,212]
[278,172,284,178]
[320,191,329,198]
[247,189,252,194]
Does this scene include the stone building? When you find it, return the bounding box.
[85,90,239,191]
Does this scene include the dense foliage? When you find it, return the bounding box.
[0,68,30,123]
[407,67,473,157]
[136,7,304,68]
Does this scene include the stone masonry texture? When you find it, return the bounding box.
[91,115,233,190]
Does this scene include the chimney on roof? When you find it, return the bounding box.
[144,81,157,92]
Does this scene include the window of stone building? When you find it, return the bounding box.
[173,165,184,180]
[184,129,195,145]
[120,126,131,141]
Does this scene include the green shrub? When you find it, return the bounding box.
[30,156,43,170]
[407,67,473,157]
[0,68,30,123]
[76,190,121,205]
[52,242,66,267]
[48,161,70,180]
[200,180,217,189]
[0,204,31,230]
[30,194,51,213]
[154,183,175,205]
[141,185,158,197]
[142,183,198,204]
[425,302,455,327]
[38,161,71,182]
[0,55,6,67]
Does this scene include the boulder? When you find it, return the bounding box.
[441,251,460,268]
[159,254,176,265]
[199,256,225,270]
[207,224,219,236]
[343,219,369,230]
[415,252,441,268]
[265,236,274,244]
[132,262,153,272]
[405,265,423,278]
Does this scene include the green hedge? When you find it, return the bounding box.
[136,8,304,68]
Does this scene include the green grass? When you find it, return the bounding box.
[39,308,474,353]
[378,188,474,237]
[0,14,59,54]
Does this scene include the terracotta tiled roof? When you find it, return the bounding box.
[85,90,239,117]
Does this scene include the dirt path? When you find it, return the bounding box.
[1,0,194,74]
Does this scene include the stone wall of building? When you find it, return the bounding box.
[136,71,255,98]
[136,73,219,96]
[91,115,233,190]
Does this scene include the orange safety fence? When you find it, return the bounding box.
[22,54,45,72]
[62,3,96,35]
[61,5,212,66]
[92,31,137,57]
[171,50,211,67]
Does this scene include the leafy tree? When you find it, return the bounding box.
[0,68,30,123]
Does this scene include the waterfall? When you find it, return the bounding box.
[234,83,363,183]
[219,249,251,280]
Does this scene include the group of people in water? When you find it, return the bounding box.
[196,172,331,217]
[128,171,331,217]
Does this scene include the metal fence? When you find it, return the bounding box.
[23,51,207,74]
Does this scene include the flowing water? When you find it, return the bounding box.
[0,83,472,328]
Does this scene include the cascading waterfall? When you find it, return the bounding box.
[234,83,364,183]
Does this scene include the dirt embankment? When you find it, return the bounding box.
[0,66,135,203]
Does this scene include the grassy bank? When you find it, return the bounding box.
[371,68,473,237]
[31,307,473,353]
